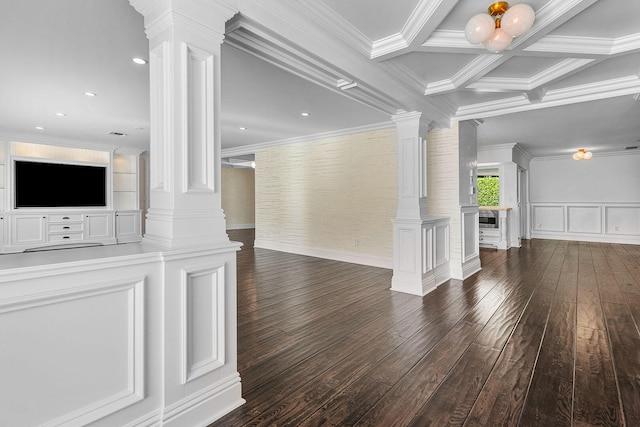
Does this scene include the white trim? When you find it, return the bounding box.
[531,232,640,245]
[254,239,392,269]
[162,373,244,427]
[455,76,640,120]
[226,223,255,230]
[180,265,226,385]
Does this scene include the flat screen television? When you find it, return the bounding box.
[14,160,107,208]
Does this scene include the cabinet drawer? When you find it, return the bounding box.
[479,229,500,237]
[49,223,83,233]
[49,214,83,222]
[49,232,84,242]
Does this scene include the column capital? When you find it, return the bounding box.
[130,0,238,42]
[391,110,430,137]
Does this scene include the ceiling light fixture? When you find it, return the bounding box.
[55,112,66,117]
[84,91,97,97]
[465,2,535,53]
[239,126,247,131]
[132,57,148,65]
[35,126,44,130]
[301,112,310,117]
[573,148,593,160]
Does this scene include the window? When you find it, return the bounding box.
[477,175,500,206]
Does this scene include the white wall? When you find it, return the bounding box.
[530,151,640,244]
[530,152,640,203]
[254,128,397,268]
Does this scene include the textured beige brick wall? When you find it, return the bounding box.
[427,124,462,268]
[255,128,397,259]
[221,167,255,227]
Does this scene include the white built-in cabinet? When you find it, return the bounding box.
[0,141,143,253]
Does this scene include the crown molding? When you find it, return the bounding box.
[543,75,640,103]
[370,0,457,59]
[221,121,395,157]
[530,149,640,161]
[225,11,454,120]
[455,96,530,119]
[292,2,372,58]
[0,133,122,153]
[525,35,613,55]
[379,62,427,94]
[467,58,594,92]
[421,30,482,50]
[425,54,505,95]
[511,0,599,51]
[455,75,640,119]
[611,33,640,55]
[526,33,640,56]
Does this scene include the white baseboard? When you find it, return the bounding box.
[162,374,244,427]
[226,224,255,230]
[254,239,392,269]
[531,231,640,245]
[450,256,481,280]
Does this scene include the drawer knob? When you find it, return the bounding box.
[63,226,70,230]
[62,216,70,220]
[63,236,70,239]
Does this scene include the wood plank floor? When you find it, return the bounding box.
[211,229,640,426]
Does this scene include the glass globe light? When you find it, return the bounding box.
[484,28,512,52]
[502,3,535,37]
[573,151,584,160]
[583,150,593,160]
[465,13,495,44]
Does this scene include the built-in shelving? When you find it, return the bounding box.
[0,141,6,212]
[113,153,139,211]
[0,141,143,252]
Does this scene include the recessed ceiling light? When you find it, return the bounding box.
[239,127,247,131]
[133,126,144,130]
[84,91,97,97]
[301,112,310,117]
[132,57,148,65]
[55,112,66,117]
[35,126,44,130]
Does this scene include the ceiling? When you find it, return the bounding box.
[1,0,639,159]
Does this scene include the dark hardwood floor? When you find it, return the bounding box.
[211,229,640,426]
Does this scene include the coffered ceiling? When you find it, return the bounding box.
[1,0,639,159]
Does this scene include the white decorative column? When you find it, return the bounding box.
[391,111,450,296]
[130,1,244,425]
[132,0,237,250]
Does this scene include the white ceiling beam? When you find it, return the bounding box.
[226,4,456,121]
[455,75,640,120]
[370,0,463,60]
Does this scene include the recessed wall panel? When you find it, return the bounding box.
[606,206,640,235]
[182,265,226,383]
[567,206,601,234]
[532,205,564,232]
[0,279,144,426]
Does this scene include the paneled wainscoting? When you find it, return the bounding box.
[214,229,640,426]
[532,202,640,245]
